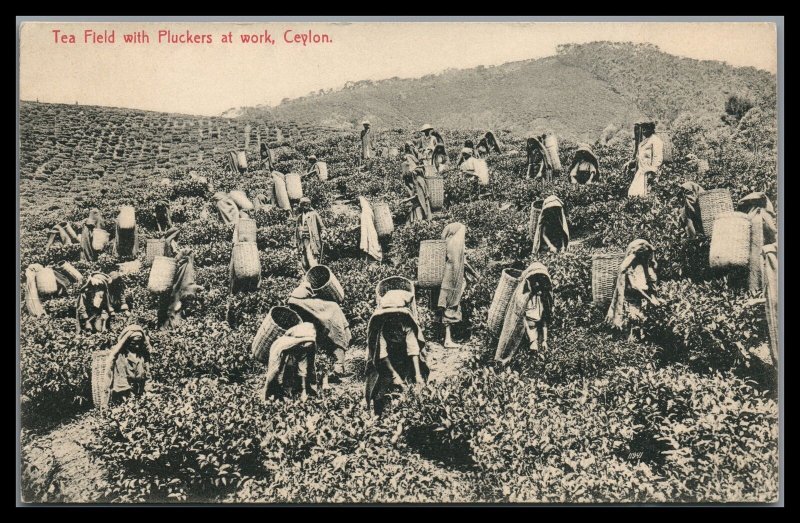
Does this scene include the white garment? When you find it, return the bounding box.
[628,134,664,198]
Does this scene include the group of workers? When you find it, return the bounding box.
[26,117,777,416]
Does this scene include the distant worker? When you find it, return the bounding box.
[360,120,374,168]
[626,122,663,198]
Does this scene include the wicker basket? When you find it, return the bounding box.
[388,147,399,158]
[709,212,751,269]
[237,218,258,243]
[237,151,248,170]
[417,240,447,288]
[229,190,254,211]
[698,188,733,237]
[426,176,444,211]
[92,229,110,251]
[35,267,58,296]
[316,162,329,181]
[273,174,291,210]
[118,206,136,230]
[251,306,302,363]
[373,202,394,238]
[91,350,112,410]
[375,276,415,304]
[529,201,543,239]
[592,252,626,303]
[487,269,523,336]
[232,242,261,279]
[423,164,437,178]
[544,134,562,172]
[57,261,83,284]
[145,238,165,265]
[147,255,176,293]
[306,265,345,303]
[285,173,303,200]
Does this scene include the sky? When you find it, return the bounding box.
[18,20,778,117]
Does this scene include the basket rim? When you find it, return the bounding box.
[591,252,625,260]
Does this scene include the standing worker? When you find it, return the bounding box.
[626,122,663,198]
[360,120,374,169]
[295,197,326,272]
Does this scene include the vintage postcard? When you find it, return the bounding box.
[17,18,781,504]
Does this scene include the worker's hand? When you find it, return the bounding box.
[549,245,558,253]
[540,341,549,352]
[391,374,405,387]
[649,296,663,306]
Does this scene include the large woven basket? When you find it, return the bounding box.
[57,261,83,284]
[372,202,394,238]
[316,162,329,181]
[35,267,58,296]
[496,286,527,359]
[417,240,447,288]
[92,229,110,251]
[529,201,543,239]
[426,176,444,211]
[252,306,302,363]
[375,276,415,304]
[306,265,345,303]
[91,350,112,410]
[591,252,626,303]
[145,238,166,265]
[544,134,562,172]
[147,255,176,293]
[118,206,136,230]
[285,173,303,200]
[237,151,248,170]
[698,188,733,237]
[229,190,254,211]
[237,218,258,243]
[709,212,751,269]
[273,174,291,210]
[232,242,261,279]
[487,268,523,336]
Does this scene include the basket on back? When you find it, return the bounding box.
[372,202,394,238]
[285,173,303,200]
[487,268,523,336]
[529,200,543,239]
[91,350,112,410]
[417,240,447,288]
[118,206,136,230]
[35,267,58,296]
[147,255,177,293]
[252,306,303,363]
[426,176,444,211]
[698,188,733,237]
[145,239,166,265]
[272,173,291,210]
[375,276,415,304]
[92,229,110,252]
[591,252,626,304]
[237,151,248,170]
[306,265,345,303]
[229,190,254,211]
[57,261,83,284]
[709,212,751,269]
[236,218,258,243]
[232,242,261,286]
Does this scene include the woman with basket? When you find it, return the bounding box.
[79,208,106,262]
[76,272,132,333]
[567,144,600,185]
[295,197,326,271]
[104,325,153,405]
[738,192,778,291]
[532,195,570,254]
[158,248,203,330]
[212,192,245,224]
[359,120,374,169]
[626,122,664,198]
[261,322,319,400]
[524,135,551,180]
[432,223,479,349]
[365,289,429,415]
[401,167,433,224]
[605,239,663,341]
[494,262,555,366]
[679,181,705,237]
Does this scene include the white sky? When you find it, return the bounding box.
[19,21,777,116]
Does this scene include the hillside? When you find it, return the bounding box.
[231,42,776,141]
